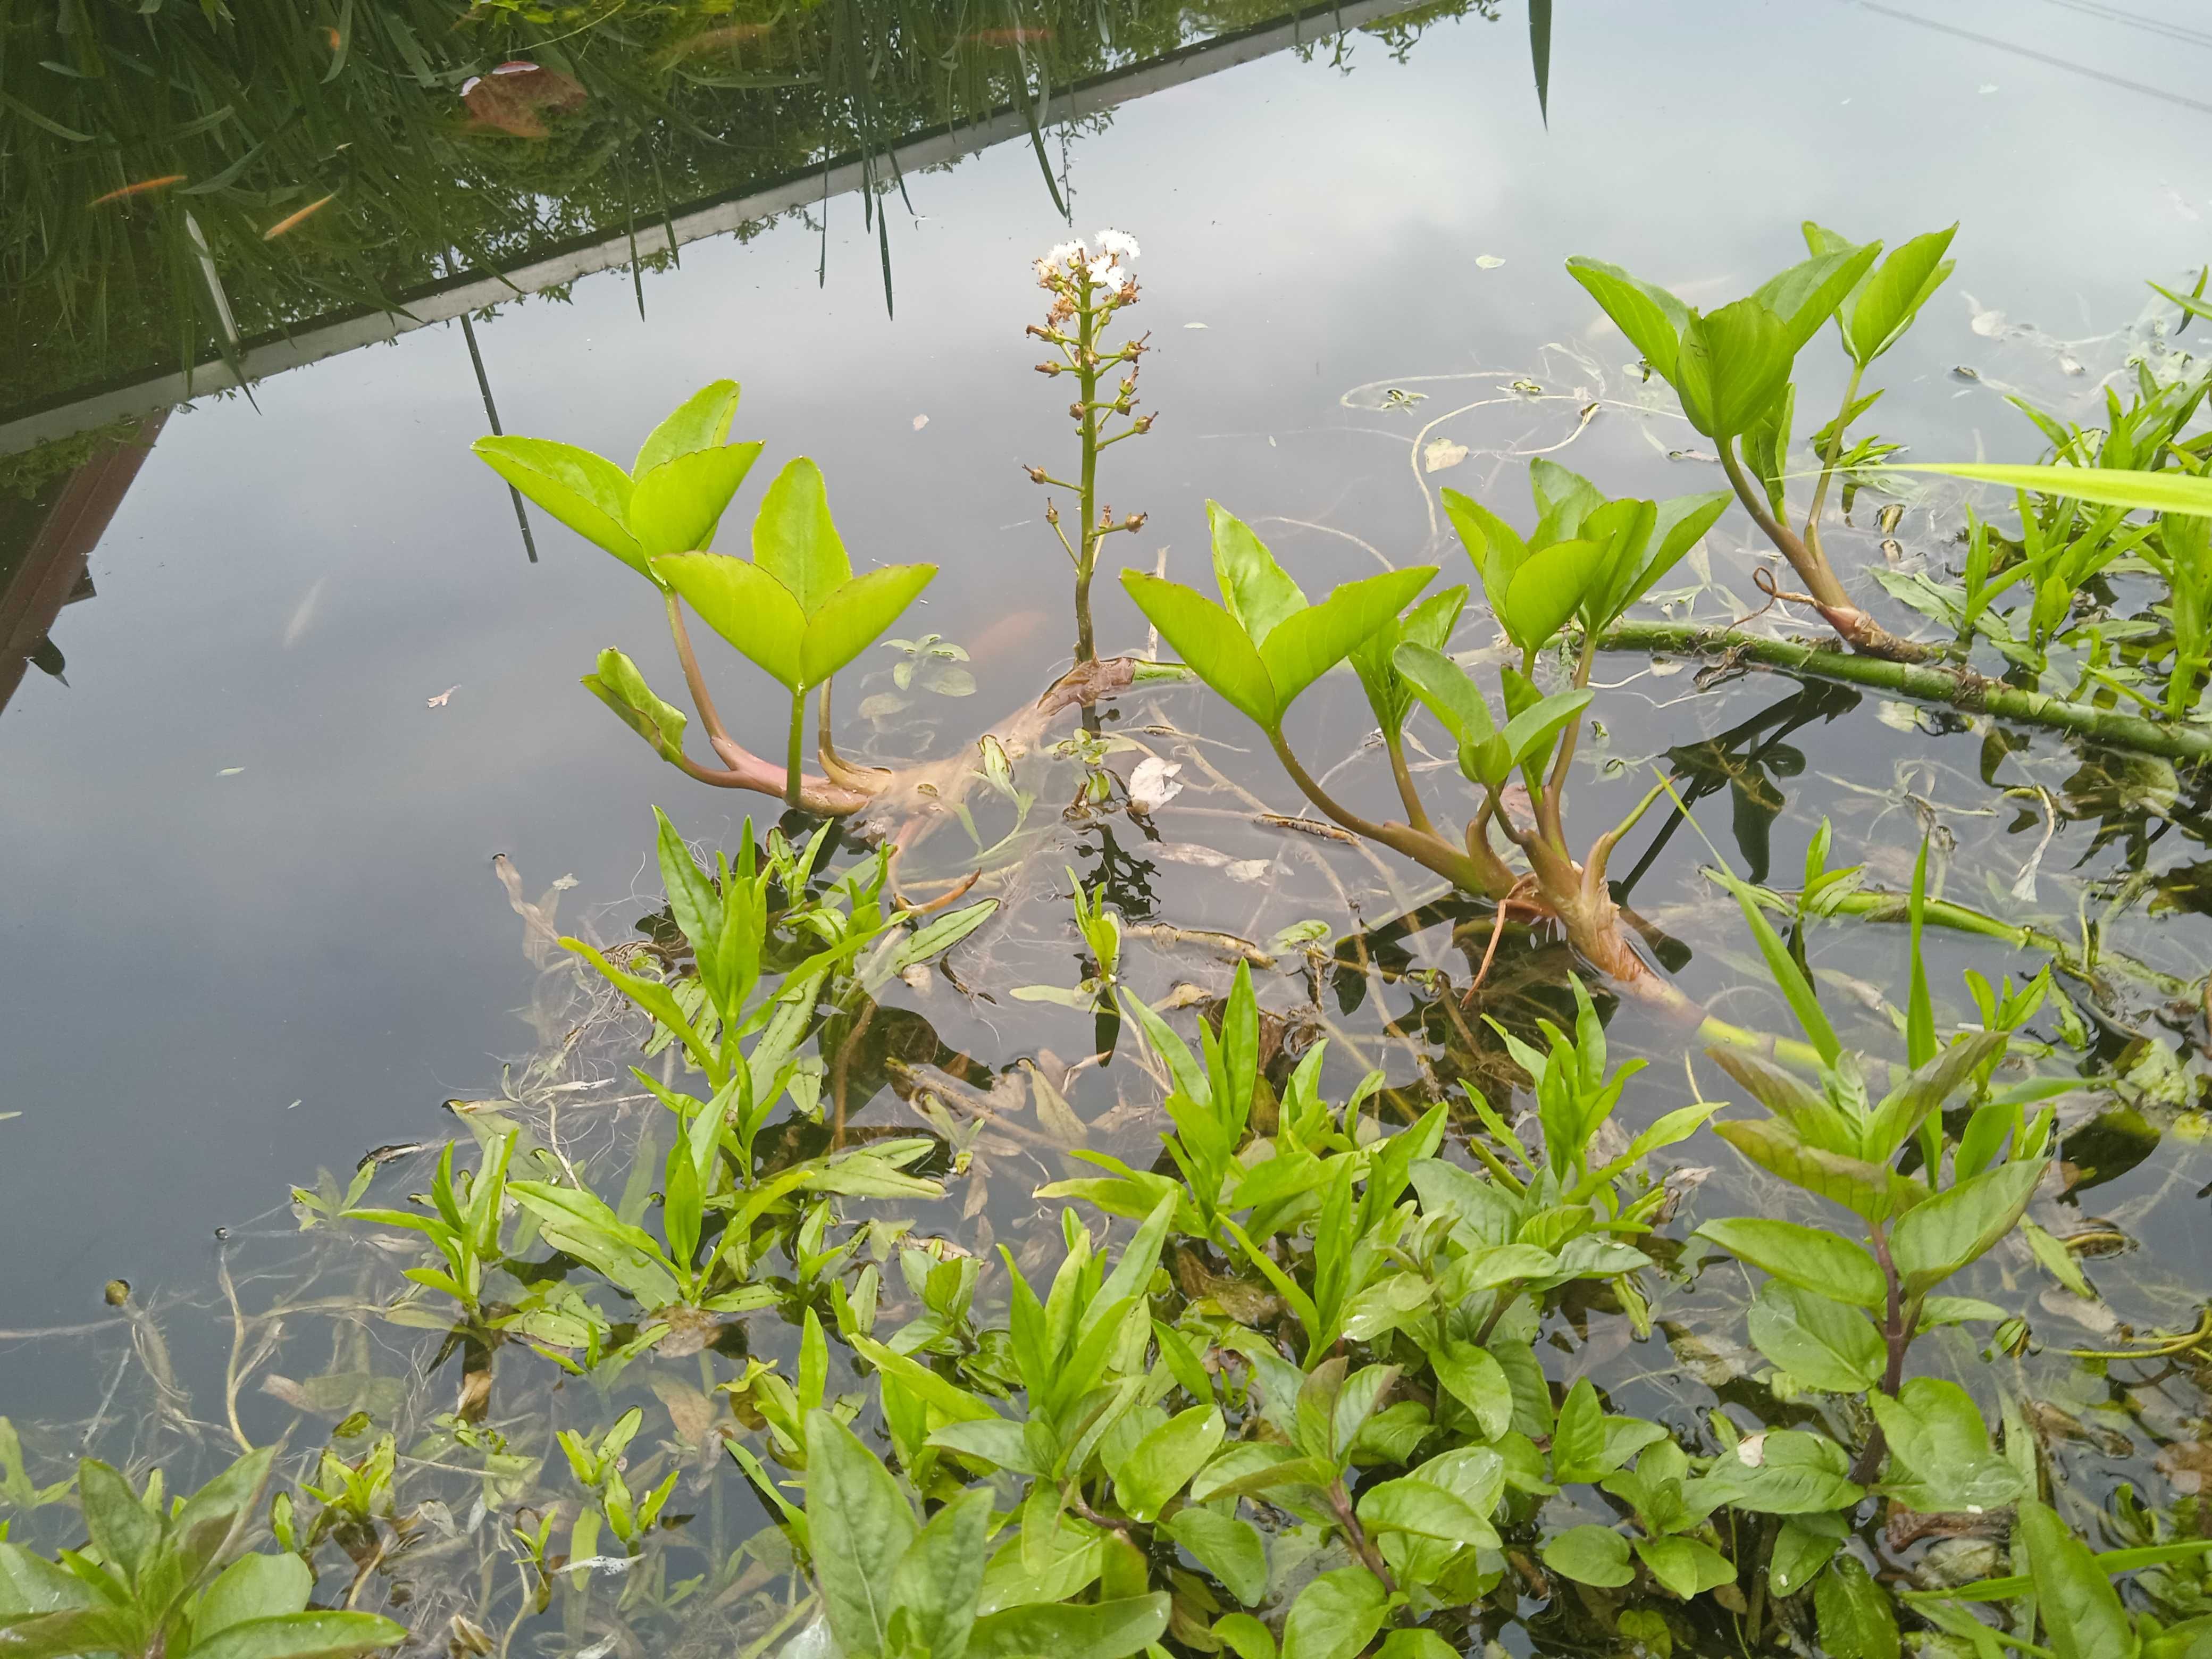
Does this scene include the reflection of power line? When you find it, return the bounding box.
[2031,0,2212,52]
[458,311,539,565]
[1858,1,2212,115]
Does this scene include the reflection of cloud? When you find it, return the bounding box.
[282,574,325,649]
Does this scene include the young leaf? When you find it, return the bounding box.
[582,650,689,765]
[1713,870,1841,1064]
[1754,242,1884,355]
[1427,1340,1513,1441]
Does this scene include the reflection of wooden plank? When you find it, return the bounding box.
[0,413,165,717]
[0,0,1424,457]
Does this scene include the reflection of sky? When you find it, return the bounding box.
[4,0,2211,1330]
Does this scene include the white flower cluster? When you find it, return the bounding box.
[1033,229,1142,290]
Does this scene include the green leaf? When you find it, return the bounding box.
[634,380,741,476]
[0,1545,91,1619]
[1441,488,1528,607]
[801,564,939,685]
[889,1486,991,1659]
[1541,1524,1633,1588]
[1428,1340,1512,1441]
[1113,1406,1225,1523]
[1746,1281,1883,1392]
[2022,1220,2094,1298]
[1713,1119,1926,1223]
[927,1418,1041,1476]
[1674,299,1792,439]
[629,445,764,559]
[1391,642,1498,776]
[472,437,644,577]
[1498,688,1594,777]
[1209,502,1307,646]
[752,458,853,615]
[170,1445,278,1579]
[1211,1612,1277,1659]
[1188,1444,1333,1504]
[1161,1510,1268,1606]
[77,1461,158,1587]
[582,650,689,766]
[1499,538,1604,650]
[1896,463,2212,518]
[1259,568,1438,711]
[508,1180,682,1308]
[1889,1158,2043,1296]
[967,1595,1169,1659]
[1564,257,1688,381]
[1692,1430,1862,1516]
[805,1409,919,1659]
[185,1613,408,1659]
[1753,243,1884,356]
[1549,1379,1606,1483]
[195,1556,314,1639]
[1122,572,1278,728]
[1871,1379,2025,1515]
[1847,228,1956,364]
[1692,1218,1885,1308]
[1769,1515,1846,1597]
[1279,1568,1388,1659]
[656,553,807,689]
[1350,585,1468,733]
[1713,870,1840,1063]
[1634,1535,1736,1600]
[1374,1632,1456,1659]
[1356,1478,1498,1549]
[1813,1556,1900,1659]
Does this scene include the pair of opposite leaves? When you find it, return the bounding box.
[474,381,934,697]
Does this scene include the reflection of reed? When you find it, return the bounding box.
[1,0,1480,437]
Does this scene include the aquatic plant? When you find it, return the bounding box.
[1123,469,1729,1011]
[0,1447,405,1659]
[1025,233,1154,665]
[1568,224,1955,660]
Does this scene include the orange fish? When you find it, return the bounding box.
[263,193,336,239]
[90,174,186,206]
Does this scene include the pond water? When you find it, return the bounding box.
[5,0,2212,1652]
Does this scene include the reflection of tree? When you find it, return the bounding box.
[2,0,1480,415]
[1616,681,1861,890]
